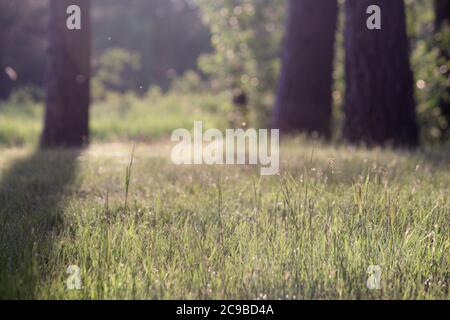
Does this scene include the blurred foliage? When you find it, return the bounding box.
[196,0,449,144]
[6,85,44,106]
[0,0,48,99]
[406,0,450,144]
[0,89,233,147]
[0,0,449,145]
[170,70,206,93]
[93,48,141,99]
[92,0,212,91]
[0,0,211,97]
[196,0,285,127]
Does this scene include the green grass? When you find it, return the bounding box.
[0,91,232,146]
[0,140,448,299]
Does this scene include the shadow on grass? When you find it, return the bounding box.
[0,148,80,299]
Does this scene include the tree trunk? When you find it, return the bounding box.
[0,55,13,100]
[435,0,450,30]
[41,0,91,148]
[0,29,9,99]
[435,0,450,138]
[273,0,338,138]
[0,1,16,99]
[344,0,418,147]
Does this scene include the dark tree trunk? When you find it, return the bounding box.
[0,55,14,100]
[273,0,338,138]
[150,0,172,91]
[435,0,450,30]
[41,0,91,148]
[435,0,450,137]
[344,0,418,147]
[0,1,16,99]
[0,32,10,99]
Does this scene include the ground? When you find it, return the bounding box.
[0,140,448,299]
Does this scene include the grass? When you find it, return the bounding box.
[0,91,232,146]
[0,139,448,299]
[0,91,448,299]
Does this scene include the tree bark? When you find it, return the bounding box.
[41,0,91,148]
[273,0,338,138]
[344,0,419,147]
[435,0,450,138]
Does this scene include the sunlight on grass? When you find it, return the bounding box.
[0,141,448,299]
[0,91,233,147]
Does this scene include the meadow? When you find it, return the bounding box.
[0,90,232,147]
[0,92,448,299]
